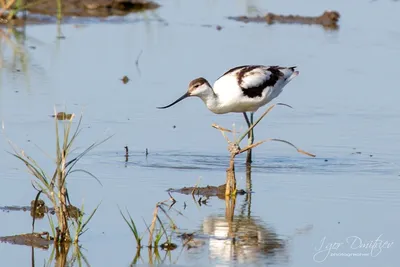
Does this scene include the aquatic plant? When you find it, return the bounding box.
[1,0,30,20]
[0,0,17,18]
[6,110,110,244]
[120,195,177,252]
[213,103,316,196]
[120,209,143,248]
[0,0,63,21]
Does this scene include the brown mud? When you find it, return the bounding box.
[50,112,74,120]
[168,184,246,199]
[0,200,82,220]
[0,232,53,249]
[229,10,340,30]
[1,0,160,26]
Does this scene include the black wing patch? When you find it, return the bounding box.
[238,66,283,98]
[216,65,259,81]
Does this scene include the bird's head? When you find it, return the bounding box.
[157,77,212,109]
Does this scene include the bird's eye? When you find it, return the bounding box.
[194,84,200,88]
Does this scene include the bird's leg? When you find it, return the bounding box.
[243,112,251,129]
[249,112,255,145]
[243,112,254,164]
[243,112,252,143]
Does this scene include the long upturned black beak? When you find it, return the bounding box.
[157,92,190,109]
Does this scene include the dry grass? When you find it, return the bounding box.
[212,103,316,196]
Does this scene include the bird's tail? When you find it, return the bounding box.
[281,66,299,84]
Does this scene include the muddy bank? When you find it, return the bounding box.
[0,232,53,249]
[1,0,160,25]
[0,200,82,220]
[29,0,159,17]
[229,10,340,30]
[168,184,246,199]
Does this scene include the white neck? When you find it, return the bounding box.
[197,86,221,114]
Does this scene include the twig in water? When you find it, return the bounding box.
[190,177,201,196]
[124,146,129,162]
[167,192,176,210]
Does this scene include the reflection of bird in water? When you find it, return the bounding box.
[201,215,288,265]
[157,65,298,146]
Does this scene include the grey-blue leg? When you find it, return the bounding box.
[243,112,254,164]
[242,112,254,146]
[243,112,251,129]
[250,112,254,145]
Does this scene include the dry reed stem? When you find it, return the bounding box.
[224,195,236,231]
[157,205,177,230]
[236,103,293,145]
[212,123,232,144]
[55,242,71,267]
[147,206,159,247]
[238,138,316,157]
[211,124,237,133]
[0,0,6,8]
[167,192,176,209]
[225,155,236,196]
[212,102,315,196]
[0,0,16,16]
[190,177,202,196]
[147,197,178,248]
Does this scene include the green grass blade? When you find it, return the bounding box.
[156,215,168,242]
[119,208,142,247]
[65,117,83,152]
[68,169,102,186]
[65,135,113,175]
[154,226,164,247]
[8,152,51,189]
[78,201,101,238]
[46,213,56,238]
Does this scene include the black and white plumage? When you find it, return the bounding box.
[157,65,298,114]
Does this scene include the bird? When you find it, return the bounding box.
[157,65,299,151]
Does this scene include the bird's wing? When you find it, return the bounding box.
[217,65,251,79]
[238,66,284,98]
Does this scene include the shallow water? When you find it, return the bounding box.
[1,0,400,266]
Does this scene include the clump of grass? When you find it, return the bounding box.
[6,109,110,244]
[120,195,178,256]
[71,201,101,243]
[120,209,143,248]
[212,103,316,196]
